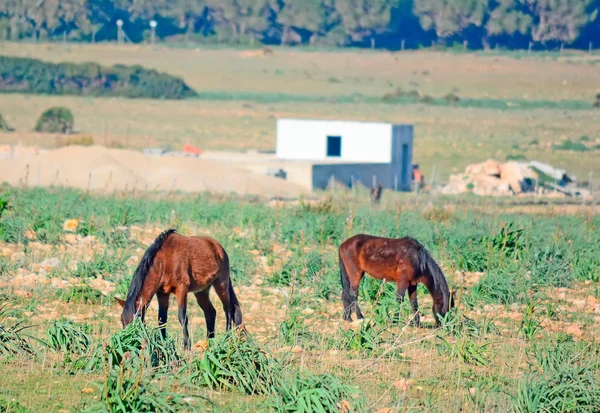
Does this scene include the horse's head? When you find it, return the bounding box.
[115,297,134,328]
[432,289,456,325]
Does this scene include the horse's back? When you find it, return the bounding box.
[340,234,423,282]
[341,234,421,252]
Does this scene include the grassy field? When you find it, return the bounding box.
[0,43,599,182]
[1,187,600,412]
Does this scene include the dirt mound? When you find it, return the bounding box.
[0,145,308,197]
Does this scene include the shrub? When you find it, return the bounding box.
[186,331,284,395]
[0,305,36,357]
[34,107,74,134]
[47,320,92,357]
[444,92,461,105]
[0,396,29,413]
[0,56,197,100]
[271,372,366,413]
[87,349,200,413]
[419,94,435,103]
[92,317,179,371]
[59,285,104,305]
[511,368,600,413]
[552,139,589,152]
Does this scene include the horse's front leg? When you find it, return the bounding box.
[157,292,170,340]
[408,285,421,327]
[395,281,408,323]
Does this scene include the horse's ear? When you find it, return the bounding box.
[115,297,126,308]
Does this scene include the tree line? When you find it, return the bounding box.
[0,0,598,50]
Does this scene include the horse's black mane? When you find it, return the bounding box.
[123,228,176,317]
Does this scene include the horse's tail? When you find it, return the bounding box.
[222,249,242,326]
[339,247,353,312]
[416,241,450,314]
[228,281,243,326]
[123,228,175,317]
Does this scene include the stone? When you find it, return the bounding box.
[64,234,78,244]
[41,257,61,272]
[337,400,352,413]
[483,159,501,176]
[586,295,600,307]
[566,324,583,338]
[63,219,81,233]
[500,162,525,194]
[301,308,315,316]
[249,302,261,313]
[291,346,303,354]
[393,378,412,392]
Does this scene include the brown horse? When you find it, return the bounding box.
[116,229,242,349]
[339,234,454,325]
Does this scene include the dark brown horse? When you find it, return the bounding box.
[116,229,242,349]
[339,234,454,325]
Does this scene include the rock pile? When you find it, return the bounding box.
[442,159,540,196]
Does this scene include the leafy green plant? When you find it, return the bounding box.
[271,371,366,413]
[186,331,283,395]
[511,367,600,413]
[528,335,600,373]
[279,311,313,346]
[34,107,75,134]
[59,285,105,305]
[339,321,385,352]
[519,293,544,341]
[552,139,590,152]
[437,335,491,366]
[0,395,29,413]
[47,320,92,357]
[0,305,36,357]
[0,192,10,219]
[482,222,525,261]
[86,348,200,413]
[439,309,499,338]
[70,251,129,279]
[80,318,179,372]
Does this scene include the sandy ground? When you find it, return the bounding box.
[0,145,308,197]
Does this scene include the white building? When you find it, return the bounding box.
[276,119,414,191]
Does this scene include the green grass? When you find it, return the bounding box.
[0,186,600,412]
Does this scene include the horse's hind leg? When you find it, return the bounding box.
[408,285,421,327]
[157,292,170,340]
[175,289,191,350]
[194,290,217,339]
[340,252,365,321]
[353,278,365,320]
[213,281,232,331]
